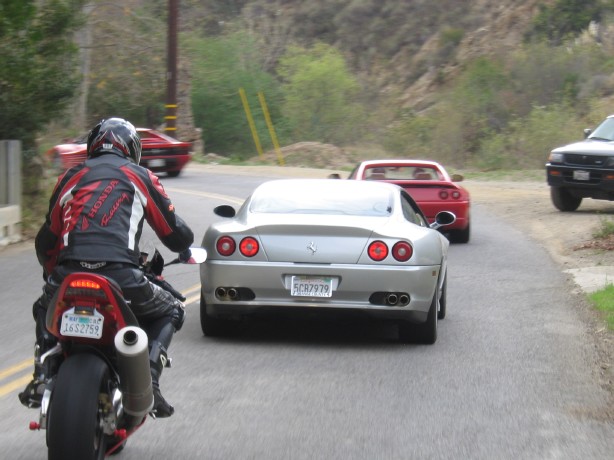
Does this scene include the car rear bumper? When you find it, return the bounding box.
[201,260,441,323]
[141,154,191,172]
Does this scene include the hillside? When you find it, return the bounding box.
[184,0,546,111]
[35,0,614,170]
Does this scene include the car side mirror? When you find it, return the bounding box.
[214,205,236,218]
[451,174,464,182]
[584,128,592,138]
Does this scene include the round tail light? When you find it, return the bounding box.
[392,241,413,261]
[368,241,389,261]
[439,190,449,199]
[216,236,236,256]
[239,237,259,257]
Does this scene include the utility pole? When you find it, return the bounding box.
[164,0,178,134]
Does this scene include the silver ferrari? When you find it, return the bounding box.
[199,179,456,344]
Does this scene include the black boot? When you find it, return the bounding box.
[149,341,174,418]
[19,305,59,409]
[150,368,175,418]
[19,343,58,409]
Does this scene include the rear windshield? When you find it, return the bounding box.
[250,184,393,217]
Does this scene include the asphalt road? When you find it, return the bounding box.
[0,164,612,459]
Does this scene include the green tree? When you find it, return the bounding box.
[188,31,285,157]
[84,2,167,128]
[527,0,600,45]
[277,42,365,144]
[446,57,511,164]
[0,0,84,149]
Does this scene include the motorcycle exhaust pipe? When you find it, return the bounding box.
[114,326,154,417]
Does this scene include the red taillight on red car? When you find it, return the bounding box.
[440,189,462,200]
[368,241,389,261]
[392,241,413,261]
[216,236,236,256]
[239,237,259,257]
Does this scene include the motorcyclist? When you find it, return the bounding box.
[19,118,194,418]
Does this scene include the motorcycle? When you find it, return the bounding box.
[27,248,207,460]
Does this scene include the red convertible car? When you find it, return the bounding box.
[45,128,192,177]
[349,160,471,243]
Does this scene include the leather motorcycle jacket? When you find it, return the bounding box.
[35,154,194,275]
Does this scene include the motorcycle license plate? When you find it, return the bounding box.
[60,308,104,339]
[291,276,333,297]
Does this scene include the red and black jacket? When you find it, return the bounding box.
[35,154,194,275]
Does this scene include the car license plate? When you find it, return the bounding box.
[291,276,333,297]
[60,308,104,339]
[147,159,165,168]
[573,170,590,181]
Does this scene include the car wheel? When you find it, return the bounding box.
[451,223,470,244]
[398,288,438,344]
[438,274,447,320]
[551,187,581,212]
[167,170,181,178]
[200,293,235,337]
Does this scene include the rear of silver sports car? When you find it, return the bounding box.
[200,216,444,324]
[201,259,440,323]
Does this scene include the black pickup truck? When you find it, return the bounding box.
[546,115,614,211]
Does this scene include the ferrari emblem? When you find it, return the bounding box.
[307,242,317,255]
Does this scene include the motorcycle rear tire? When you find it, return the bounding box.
[47,353,110,460]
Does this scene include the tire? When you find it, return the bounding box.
[398,287,438,344]
[451,223,470,244]
[47,354,109,460]
[167,170,181,178]
[200,294,236,337]
[438,274,447,320]
[551,187,581,212]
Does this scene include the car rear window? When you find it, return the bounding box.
[250,184,393,217]
[365,166,443,180]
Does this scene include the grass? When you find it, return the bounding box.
[593,215,614,239]
[589,285,614,330]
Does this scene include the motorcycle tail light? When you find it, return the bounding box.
[69,279,101,289]
[65,278,108,299]
[216,236,236,256]
[392,241,413,262]
[368,241,388,261]
[239,237,259,257]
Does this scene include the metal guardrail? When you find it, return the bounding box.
[0,140,22,246]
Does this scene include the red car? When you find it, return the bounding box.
[349,160,471,243]
[45,128,192,177]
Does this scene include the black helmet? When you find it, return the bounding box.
[87,118,142,164]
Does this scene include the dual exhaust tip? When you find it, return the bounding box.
[215,287,239,300]
[385,292,410,306]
